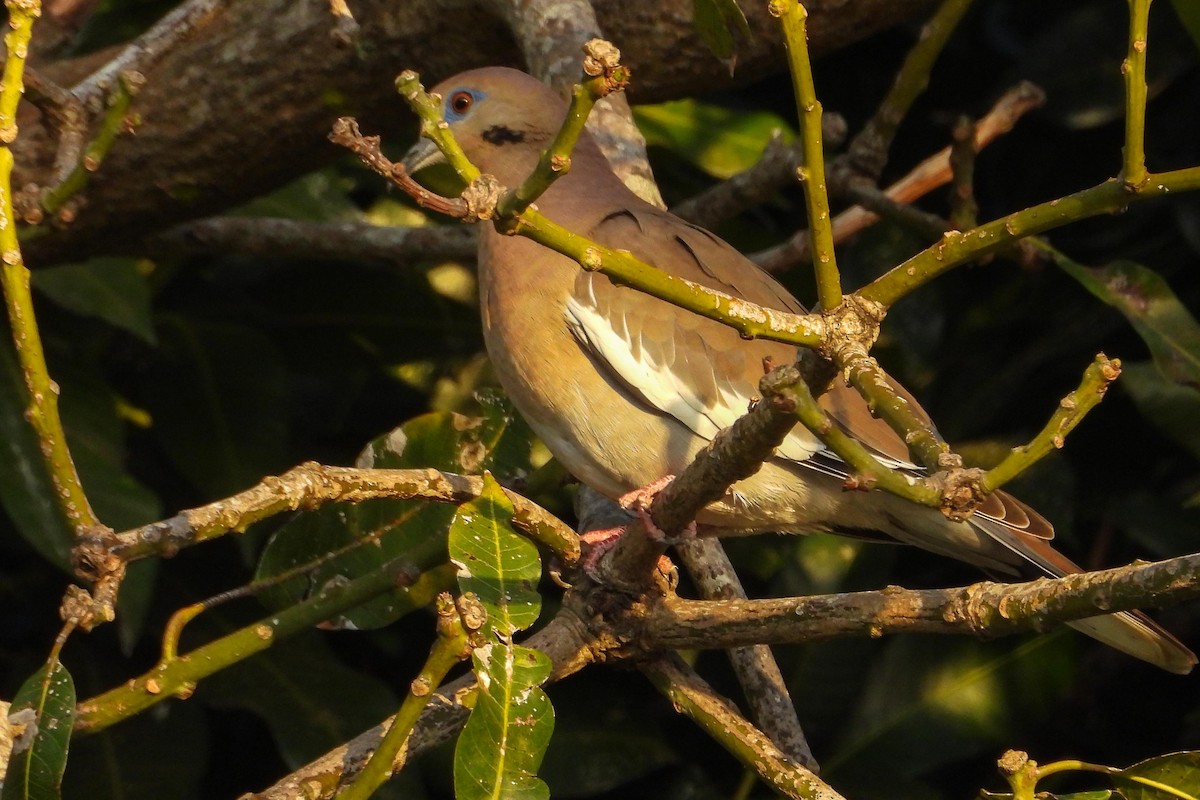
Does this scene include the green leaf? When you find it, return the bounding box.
[634,99,793,179]
[1170,0,1200,54]
[144,316,288,497]
[449,472,541,637]
[822,635,1074,791]
[31,258,156,344]
[3,661,76,800]
[1114,751,1200,800]
[201,630,397,766]
[1121,361,1200,463]
[540,727,676,797]
[0,338,74,569]
[256,394,536,630]
[61,700,207,800]
[454,644,554,800]
[1050,255,1200,388]
[692,0,751,63]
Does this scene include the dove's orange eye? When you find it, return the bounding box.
[450,91,473,114]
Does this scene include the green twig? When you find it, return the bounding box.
[847,0,976,179]
[771,0,841,310]
[396,70,481,184]
[40,70,144,217]
[0,0,99,533]
[948,115,979,230]
[765,365,944,507]
[1122,0,1152,188]
[839,352,951,471]
[516,207,825,346]
[859,168,1200,308]
[343,96,827,348]
[979,354,1120,494]
[641,654,844,800]
[336,592,474,800]
[107,463,581,565]
[74,561,458,734]
[497,66,630,219]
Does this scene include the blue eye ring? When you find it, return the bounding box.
[446,89,479,121]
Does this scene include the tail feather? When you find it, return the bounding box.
[1068,611,1196,675]
[972,495,1196,674]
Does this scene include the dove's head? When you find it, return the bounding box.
[402,67,606,188]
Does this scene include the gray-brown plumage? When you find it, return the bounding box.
[403,67,1195,674]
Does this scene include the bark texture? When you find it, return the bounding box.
[19,0,932,265]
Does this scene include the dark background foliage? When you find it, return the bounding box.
[3,1,1200,798]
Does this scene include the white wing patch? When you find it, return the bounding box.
[565,285,826,464]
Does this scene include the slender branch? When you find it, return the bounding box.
[847,0,975,179]
[332,111,827,348]
[837,349,950,471]
[752,82,1046,273]
[649,369,805,536]
[766,363,945,506]
[841,178,948,239]
[948,114,979,230]
[0,0,100,535]
[74,561,457,734]
[1121,0,1152,189]
[640,654,845,800]
[859,167,1200,309]
[147,216,477,265]
[497,41,630,219]
[335,593,473,800]
[101,462,580,564]
[644,552,1200,651]
[330,116,469,219]
[772,0,841,309]
[38,70,144,220]
[70,0,231,107]
[980,353,1120,494]
[515,206,825,345]
[492,0,664,205]
[247,612,601,799]
[673,539,817,771]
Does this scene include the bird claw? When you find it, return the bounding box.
[578,525,677,584]
[616,475,698,544]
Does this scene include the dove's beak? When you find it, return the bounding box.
[400,137,445,175]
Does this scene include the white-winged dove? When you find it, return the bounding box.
[402,67,1195,674]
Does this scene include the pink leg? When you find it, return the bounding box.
[578,476,696,578]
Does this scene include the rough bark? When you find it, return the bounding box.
[17,0,932,266]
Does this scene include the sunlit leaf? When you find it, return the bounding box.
[3,661,76,800]
[449,472,541,637]
[635,99,792,179]
[1114,751,1200,800]
[454,644,554,800]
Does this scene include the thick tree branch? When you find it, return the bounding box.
[643,553,1200,650]
[14,0,933,267]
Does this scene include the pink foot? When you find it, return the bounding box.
[575,476,696,581]
[616,475,699,543]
